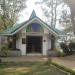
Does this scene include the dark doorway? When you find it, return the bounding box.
[26,36,42,53]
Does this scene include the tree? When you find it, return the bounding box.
[64,0,75,35]
[36,0,63,28]
[59,4,73,41]
[59,4,72,32]
[0,0,27,31]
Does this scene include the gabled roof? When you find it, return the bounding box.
[0,10,65,36]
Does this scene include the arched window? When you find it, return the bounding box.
[26,23,44,32]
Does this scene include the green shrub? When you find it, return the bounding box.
[52,62,75,75]
[57,51,65,57]
[1,44,8,50]
[68,41,75,54]
[55,47,65,57]
[1,44,9,57]
[55,42,65,57]
[60,42,70,55]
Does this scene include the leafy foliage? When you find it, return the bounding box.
[0,0,27,31]
[68,41,75,53]
[60,41,75,55]
[59,3,73,35]
[64,0,75,35]
[60,42,70,55]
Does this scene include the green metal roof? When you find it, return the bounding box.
[0,10,65,36]
[1,20,29,34]
[29,10,36,19]
[47,25,66,35]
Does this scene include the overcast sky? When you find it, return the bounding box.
[18,0,43,23]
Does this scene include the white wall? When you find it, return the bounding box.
[47,35,51,49]
[43,34,51,55]
[21,33,26,55]
[16,33,26,55]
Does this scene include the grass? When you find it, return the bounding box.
[0,61,66,75]
[52,62,75,75]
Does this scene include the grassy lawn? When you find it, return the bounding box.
[0,62,64,75]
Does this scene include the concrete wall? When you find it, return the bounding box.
[43,34,51,55]
[16,33,51,55]
[16,33,26,55]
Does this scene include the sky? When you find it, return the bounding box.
[18,0,43,23]
[17,0,71,30]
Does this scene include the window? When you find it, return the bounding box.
[26,23,44,32]
[22,38,26,44]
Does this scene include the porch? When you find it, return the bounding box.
[1,33,56,56]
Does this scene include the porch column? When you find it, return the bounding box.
[8,35,16,49]
[51,35,55,50]
[43,35,48,55]
[12,35,16,49]
[20,33,26,55]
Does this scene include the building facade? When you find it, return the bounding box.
[0,10,60,56]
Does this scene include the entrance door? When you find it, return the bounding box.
[26,36,42,53]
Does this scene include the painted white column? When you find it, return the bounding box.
[43,35,48,55]
[21,44,26,55]
[47,35,51,49]
[21,34,26,55]
[17,33,26,55]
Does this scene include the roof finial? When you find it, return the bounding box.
[29,10,36,19]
